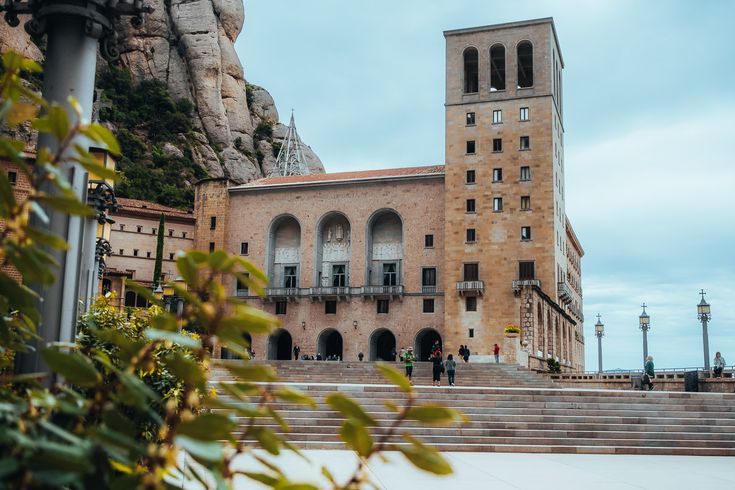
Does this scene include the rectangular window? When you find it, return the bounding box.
[466,199,476,213]
[182,232,187,239]
[284,266,298,288]
[168,229,174,237]
[519,261,536,280]
[466,112,476,126]
[521,226,532,241]
[521,196,531,210]
[463,263,479,281]
[331,264,346,287]
[520,107,529,121]
[209,242,215,252]
[422,267,437,288]
[119,249,124,255]
[325,300,337,314]
[492,168,503,182]
[492,138,502,152]
[133,249,139,257]
[210,216,217,230]
[8,171,17,185]
[493,197,503,212]
[152,228,156,235]
[423,298,435,313]
[466,140,476,154]
[382,262,397,286]
[469,328,475,338]
[424,234,434,248]
[120,224,125,231]
[236,273,250,296]
[169,253,174,261]
[520,136,530,150]
[466,296,477,312]
[520,166,531,181]
[377,299,389,314]
[146,251,151,258]
[466,228,476,242]
[275,301,287,315]
[137,226,142,233]
[466,169,476,184]
[240,242,249,255]
[492,110,502,124]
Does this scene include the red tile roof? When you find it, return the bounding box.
[239,165,445,188]
[115,198,193,218]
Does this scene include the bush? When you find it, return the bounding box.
[547,357,562,374]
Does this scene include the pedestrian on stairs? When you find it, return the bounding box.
[430,348,443,387]
[293,345,300,361]
[713,352,726,378]
[642,355,655,391]
[404,347,415,384]
[493,343,500,363]
[445,354,457,386]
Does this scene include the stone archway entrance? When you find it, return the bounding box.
[268,329,292,360]
[317,329,343,360]
[221,333,252,360]
[415,328,442,362]
[369,328,396,361]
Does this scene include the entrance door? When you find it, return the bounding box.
[268,329,292,360]
[415,328,442,361]
[317,329,343,360]
[370,329,396,361]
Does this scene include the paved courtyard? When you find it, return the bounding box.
[228,450,734,489]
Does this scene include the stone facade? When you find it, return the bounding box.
[0,157,34,282]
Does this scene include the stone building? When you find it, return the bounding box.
[192,15,584,371]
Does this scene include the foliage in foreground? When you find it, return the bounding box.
[0,51,464,489]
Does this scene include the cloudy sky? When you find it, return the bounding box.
[236,0,735,370]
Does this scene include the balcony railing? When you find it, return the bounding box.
[265,287,302,301]
[362,285,404,299]
[557,281,573,304]
[421,285,438,295]
[456,280,484,295]
[308,286,351,300]
[512,279,541,292]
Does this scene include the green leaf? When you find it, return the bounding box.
[176,435,223,463]
[7,102,38,125]
[80,123,121,155]
[247,426,282,455]
[122,280,160,306]
[242,472,278,486]
[144,328,200,349]
[339,419,373,457]
[405,405,466,425]
[219,305,278,335]
[325,393,375,426]
[41,348,101,387]
[162,352,205,386]
[221,362,277,382]
[396,434,452,475]
[26,226,69,250]
[35,193,95,217]
[274,387,316,408]
[32,103,69,142]
[178,413,235,441]
[377,362,413,393]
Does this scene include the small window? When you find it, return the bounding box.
[466,112,476,126]
[463,263,479,281]
[382,263,397,286]
[463,48,479,93]
[520,107,529,121]
[133,249,139,257]
[492,110,502,124]
[492,168,503,182]
[152,228,156,235]
[466,296,477,312]
[209,242,215,252]
[422,267,437,288]
[119,249,124,255]
[520,136,530,150]
[240,242,249,255]
[466,170,476,184]
[332,264,347,287]
[182,232,187,239]
[275,301,287,315]
[519,261,536,280]
[466,199,476,213]
[377,299,389,314]
[146,251,151,258]
[168,229,174,237]
[236,276,249,296]
[520,166,531,181]
[469,328,475,338]
[493,197,503,212]
[120,224,125,231]
[137,226,142,233]
[169,252,175,261]
[466,228,476,242]
[466,140,476,154]
[521,196,531,210]
[284,266,298,288]
[325,300,337,314]
[521,226,532,241]
[492,138,502,152]
[210,216,217,230]
[424,234,434,248]
[423,298,435,313]
[7,171,17,185]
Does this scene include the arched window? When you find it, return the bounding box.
[517,41,533,88]
[124,291,136,307]
[490,44,505,91]
[463,48,478,93]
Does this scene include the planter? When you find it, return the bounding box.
[504,332,520,338]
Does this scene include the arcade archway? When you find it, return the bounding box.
[369,328,396,361]
[415,328,442,361]
[267,329,292,360]
[317,328,343,360]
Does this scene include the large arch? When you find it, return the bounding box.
[463,47,479,93]
[365,209,403,287]
[369,328,396,361]
[124,290,136,307]
[414,328,442,362]
[517,40,534,88]
[267,329,293,360]
[489,43,506,91]
[267,214,301,288]
[314,211,352,287]
[317,328,343,360]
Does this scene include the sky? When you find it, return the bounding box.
[236,0,735,370]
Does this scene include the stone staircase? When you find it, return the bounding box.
[212,361,735,456]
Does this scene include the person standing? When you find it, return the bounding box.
[464,346,471,363]
[403,347,415,384]
[430,348,443,387]
[493,343,500,363]
[642,355,655,391]
[445,354,457,386]
[358,352,364,362]
[399,347,406,363]
[713,352,726,378]
[293,344,300,361]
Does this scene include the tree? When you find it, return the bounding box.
[153,213,164,286]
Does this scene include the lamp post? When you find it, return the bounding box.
[639,303,650,364]
[697,289,711,371]
[594,314,604,374]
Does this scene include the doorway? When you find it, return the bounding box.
[369,328,396,361]
[268,329,292,360]
[317,328,343,360]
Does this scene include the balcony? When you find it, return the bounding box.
[362,285,404,300]
[456,280,484,296]
[421,285,438,295]
[557,281,573,304]
[512,279,541,293]
[265,287,302,302]
[308,286,350,301]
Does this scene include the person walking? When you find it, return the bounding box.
[642,355,655,391]
[430,348,443,387]
[445,354,457,386]
[293,344,300,361]
[464,346,471,363]
[403,346,415,384]
[713,352,726,378]
[493,343,500,363]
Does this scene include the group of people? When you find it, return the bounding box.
[401,341,459,387]
[458,345,471,363]
[640,352,728,392]
[292,345,341,361]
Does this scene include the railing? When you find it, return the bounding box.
[557,281,573,304]
[512,279,541,292]
[552,366,735,381]
[308,286,351,297]
[265,287,301,298]
[421,285,437,294]
[362,285,404,297]
[456,280,484,295]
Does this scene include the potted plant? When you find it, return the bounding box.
[504,323,521,338]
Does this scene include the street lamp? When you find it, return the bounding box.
[594,314,604,374]
[697,289,712,371]
[639,303,650,364]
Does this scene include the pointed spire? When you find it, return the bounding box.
[275,110,308,177]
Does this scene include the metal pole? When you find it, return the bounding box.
[597,335,603,374]
[642,328,648,365]
[702,317,710,371]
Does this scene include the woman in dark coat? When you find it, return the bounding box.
[431,348,443,386]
